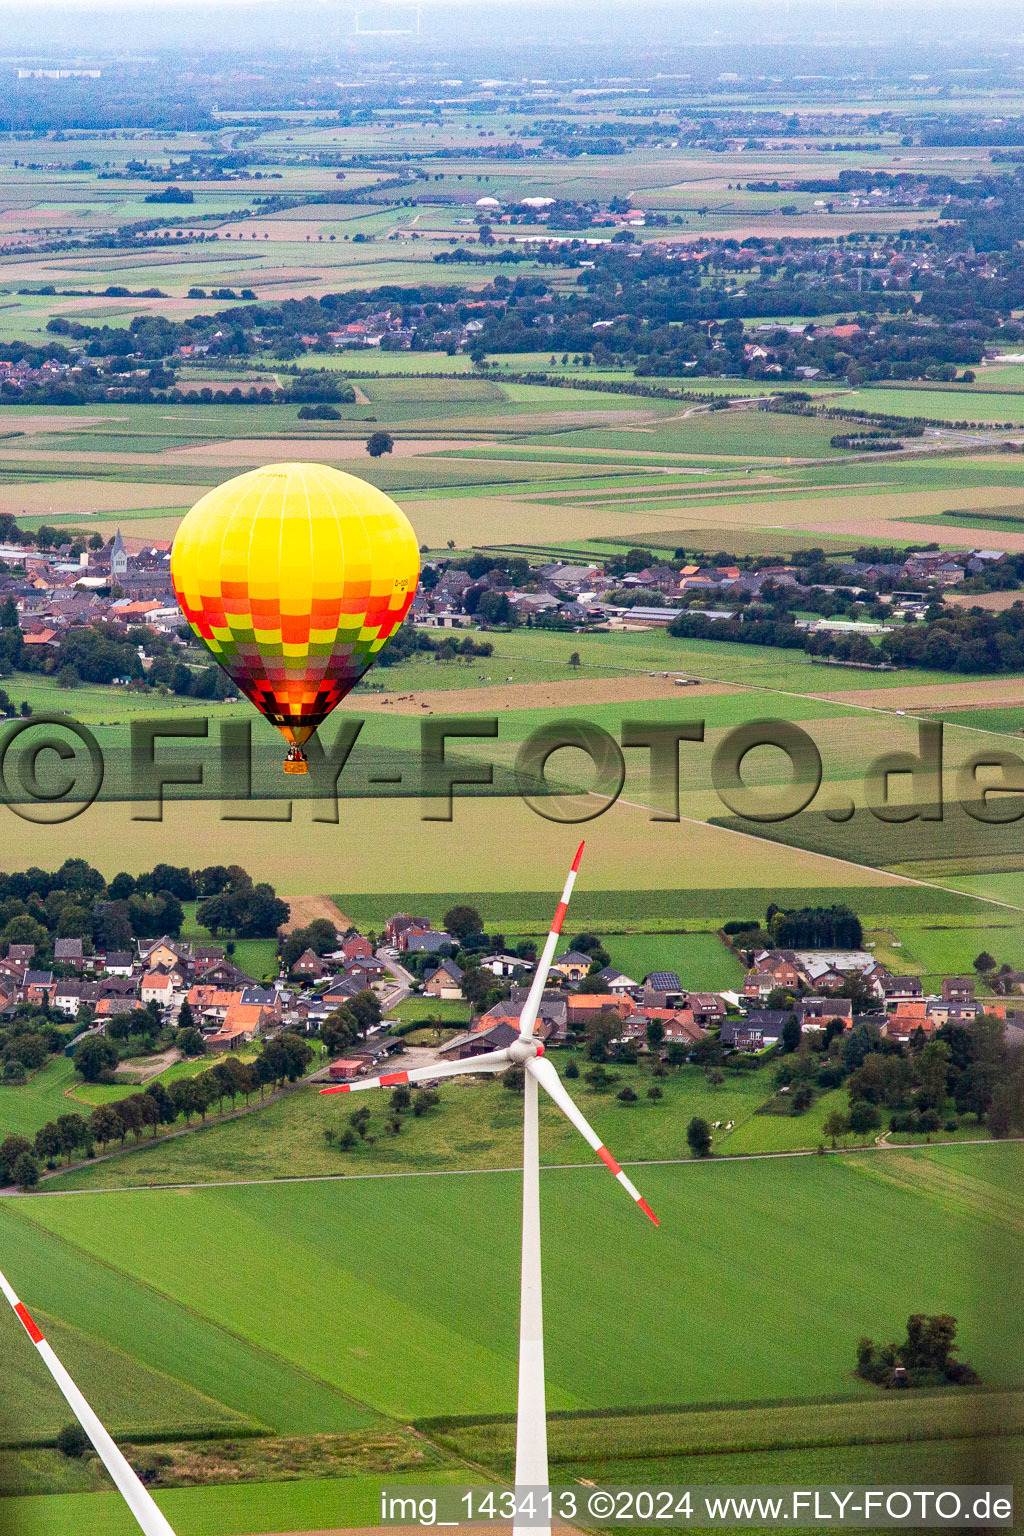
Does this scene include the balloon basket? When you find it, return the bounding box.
[284,758,308,775]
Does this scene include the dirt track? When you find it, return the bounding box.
[823,677,1024,711]
[358,674,737,716]
[279,894,352,935]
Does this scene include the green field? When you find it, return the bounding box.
[0,1057,80,1140]
[885,921,1024,985]
[391,997,473,1025]
[600,932,745,992]
[722,1087,854,1153]
[39,1061,779,1188]
[0,1203,374,1436]
[858,385,1024,424]
[339,885,983,931]
[0,1471,475,1536]
[439,1390,1024,1475]
[1,1301,250,1445]
[8,1144,1022,1427]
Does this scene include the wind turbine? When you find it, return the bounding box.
[0,1267,177,1536]
[321,841,659,1536]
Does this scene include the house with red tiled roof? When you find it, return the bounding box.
[566,993,632,1027]
[140,972,176,1006]
[204,1002,266,1048]
[883,1000,936,1043]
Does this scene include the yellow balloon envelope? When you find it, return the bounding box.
[171,463,419,762]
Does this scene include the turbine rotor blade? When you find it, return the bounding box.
[0,1268,178,1536]
[320,1046,514,1095]
[527,1056,659,1226]
[519,840,584,1040]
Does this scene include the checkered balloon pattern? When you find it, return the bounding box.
[171,463,420,745]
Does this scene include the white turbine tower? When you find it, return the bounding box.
[0,844,653,1536]
[321,841,659,1536]
[0,1268,177,1536]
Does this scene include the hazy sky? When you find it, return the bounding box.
[0,0,1020,53]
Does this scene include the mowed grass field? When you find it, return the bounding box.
[592,932,745,991]
[10,1143,1023,1426]
[0,1202,374,1437]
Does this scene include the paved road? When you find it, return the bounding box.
[376,948,415,1011]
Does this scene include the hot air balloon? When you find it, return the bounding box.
[170,462,419,773]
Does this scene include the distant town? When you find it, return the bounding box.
[1,523,1023,695]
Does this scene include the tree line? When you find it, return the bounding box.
[0,1034,314,1189]
[0,858,288,963]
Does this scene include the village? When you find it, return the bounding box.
[1,898,1016,1092]
[411,544,1000,636]
[0,526,180,656]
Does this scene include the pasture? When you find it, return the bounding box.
[40,1058,778,1189]
[0,1057,81,1140]
[599,931,744,992]
[11,1144,1023,1421]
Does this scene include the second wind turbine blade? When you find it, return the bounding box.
[527,1056,660,1226]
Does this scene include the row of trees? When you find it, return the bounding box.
[375,619,493,669]
[668,590,1024,677]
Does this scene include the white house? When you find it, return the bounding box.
[99,950,134,977]
[477,953,533,978]
[140,972,176,1007]
[53,979,85,1017]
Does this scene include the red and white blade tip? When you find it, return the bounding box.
[550,845,586,939]
[596,1144,659,1226]
[320,1067,410,1096]
[15,1301,44,1344]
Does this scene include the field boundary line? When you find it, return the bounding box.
[606,789,1024,914]
[7,1134,1021,1198]
[0,1197,385,1428]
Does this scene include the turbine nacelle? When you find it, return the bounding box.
[508,1038,545,1063]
